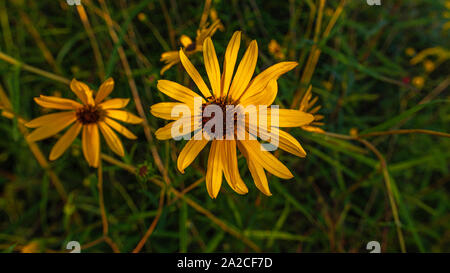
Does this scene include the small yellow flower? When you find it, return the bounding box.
[268,39,286,60]
[298,86,325,133]
[405,47,416,57]
[137,12,147,22]
[151,31,314,198]
[349,128,358,137]
[412,76,425,89]
[423,59,435,72]
[26,78,142,168]
[160,20,222,75]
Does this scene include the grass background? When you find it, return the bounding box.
[0,0,449,253]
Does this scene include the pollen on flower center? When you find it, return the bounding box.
[76,105,102,124]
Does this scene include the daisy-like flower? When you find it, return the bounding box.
[25,78,142,168]
[151,31,315,198]
[298,86,325,133]
[160,19,222,75]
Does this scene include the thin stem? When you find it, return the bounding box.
[358,139,406,252]
[98,0,170,185]
[97,159,108,235]
[319,131,406,252]
[132,188,166,253]
[0,51,70,85]
[359,129,450,139]
[98,156,261,252]
[76,5,105,80]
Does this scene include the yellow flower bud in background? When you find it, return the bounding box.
[405,47,416,57]
[268,39,285,60]
[412,76,425,89]
[138,12,147,22]
[423,60,435,72]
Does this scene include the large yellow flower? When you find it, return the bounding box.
[25,78,142,168]
[151,31,315,198]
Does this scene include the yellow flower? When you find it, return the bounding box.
[160,20,222,75]
[25,78,142,168]
[349,127,358,137]
[423,59,436,72]
[412,76,425,89]
[151,31,314,198]
[137,12,147,22]
[268,39,286,60]
[405,47,416,57]
[298,86,325,133]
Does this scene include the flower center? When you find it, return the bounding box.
[201,97,238,137]
[185,42,196,52]
[76,105,102,124]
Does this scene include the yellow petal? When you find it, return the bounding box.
[221,31,241,97]
[177,131,209,173]
[99,98,130,110]
[301,125,325,133]
[157,80,205,105]
[239,140,293,179]
[241,79,277,106]
[246,123,306,157]
[155,117,194,140]
[98,122,125,157]
[228,40,258,101]
[70,79,89,104]
[277,129,306,157]
[25,111,75,128]
[221,140,248,195]
[49,122,82,160]
[150,102,193,120]
[95,78,115,104]
[104,117,137,139]
[197,19,221,45]
[160,51,180,75]
[180,35,193,48]
[35,96,82,110]
[245,153,271,196]
[105,110,143,124]
[203,37,221,97]
[206,140,223,198]
[298,85,313,111]
[179,49,212,98]
[239,62,298,103]
[82,124,100,167]
[278,109,314,127]
[27,113,77,142]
